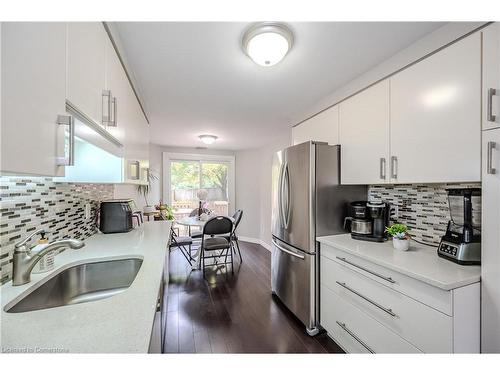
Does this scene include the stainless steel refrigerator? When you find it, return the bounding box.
[271,141,366,335]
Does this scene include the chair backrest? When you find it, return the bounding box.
[203,216,233,236]
[232,209,243,230]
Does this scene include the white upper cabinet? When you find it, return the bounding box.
[482,23,500,131]
[104,37,150,184]
[67,22,107,126]
[1,23,67,176]
[339,80,390,185]
[292,105,339,146]
[481,127,500,353]
[390,33,481,183]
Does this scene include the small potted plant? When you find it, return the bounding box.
[155,202,175,221]
[385,223,411,251]
[137,169,158,214]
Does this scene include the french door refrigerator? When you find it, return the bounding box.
[271,141,366,335]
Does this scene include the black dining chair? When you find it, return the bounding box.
[169,226,195,266]
[188,208,210,239]
[223,210,243,263]
[200,216,234,277]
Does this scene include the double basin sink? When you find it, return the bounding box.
[4,258,143,313]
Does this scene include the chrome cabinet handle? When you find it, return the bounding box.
[336,321,375,353]
[488,88,498,123]
[111,96,117,127]
[108,97,117,127]
[379,158,386,180]
[272,239,305,260]
[56,115,75,166]
[390,156,398,179]
[336,281,396,317]
[102,90,111,125]
[487,141,497,175]
[336,256,396,284]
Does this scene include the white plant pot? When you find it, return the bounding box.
[393,237,410,251]
[143,205,154,214]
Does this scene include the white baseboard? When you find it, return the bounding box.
[239,236,272,252]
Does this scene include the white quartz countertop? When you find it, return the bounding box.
[1,221,171,353]
[317,234,481,290]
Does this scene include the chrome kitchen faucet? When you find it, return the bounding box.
[12,229,85,286]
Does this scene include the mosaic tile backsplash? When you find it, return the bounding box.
[368,182,481,246]
[0,177,114,284]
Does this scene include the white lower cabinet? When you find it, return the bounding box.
[322,285,421,353]
[320,244,480,353]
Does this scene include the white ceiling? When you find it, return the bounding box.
[115,22,445,150]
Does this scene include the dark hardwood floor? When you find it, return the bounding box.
[163,240,344,353]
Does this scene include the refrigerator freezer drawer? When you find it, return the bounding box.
[271,238,317,332]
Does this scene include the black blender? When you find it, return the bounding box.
[437,188,481,265]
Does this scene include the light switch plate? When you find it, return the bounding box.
[84,203,91,220]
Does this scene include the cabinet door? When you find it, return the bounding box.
[67,22,106,125]
[292,105,339,145]
[1,23,67,176]
[482,23,500,131]
[390,33,481,183]
[481,128,500,353]
[339,80,390,184]
[105,37,149,170]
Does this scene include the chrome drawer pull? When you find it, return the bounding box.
[335,256,396,284]
[336,281,396,317]
[336,321,375,353]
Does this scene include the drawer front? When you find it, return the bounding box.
[321,285,421,353]
[321,255,453,353]
[321,244,452,315]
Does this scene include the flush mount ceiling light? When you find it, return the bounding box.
[242,22,294,67]
[199,135,218,145]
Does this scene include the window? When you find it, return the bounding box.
[164,153,235,223]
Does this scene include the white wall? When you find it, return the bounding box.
[234,148,261,239]
[234,133,291,248]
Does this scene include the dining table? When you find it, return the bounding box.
[175,215,234,270]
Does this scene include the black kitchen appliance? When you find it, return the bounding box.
[437,188,481,265]
[99,199,134,234]
[345,201,389,242]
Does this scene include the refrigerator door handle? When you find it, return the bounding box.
[283,162,291,229]
[272,239,305,259]
[278,162,285,227]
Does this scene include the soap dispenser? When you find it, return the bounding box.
[31,231,55,274]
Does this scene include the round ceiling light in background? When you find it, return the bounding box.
[199,134,218,145]
[242,22,294,67]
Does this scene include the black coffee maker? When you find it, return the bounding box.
[345,201,390,242]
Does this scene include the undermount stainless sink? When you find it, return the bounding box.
[5,258,143,313]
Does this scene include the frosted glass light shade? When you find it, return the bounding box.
[243,23,293,67]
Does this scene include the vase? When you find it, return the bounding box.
[393,237,410,251]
